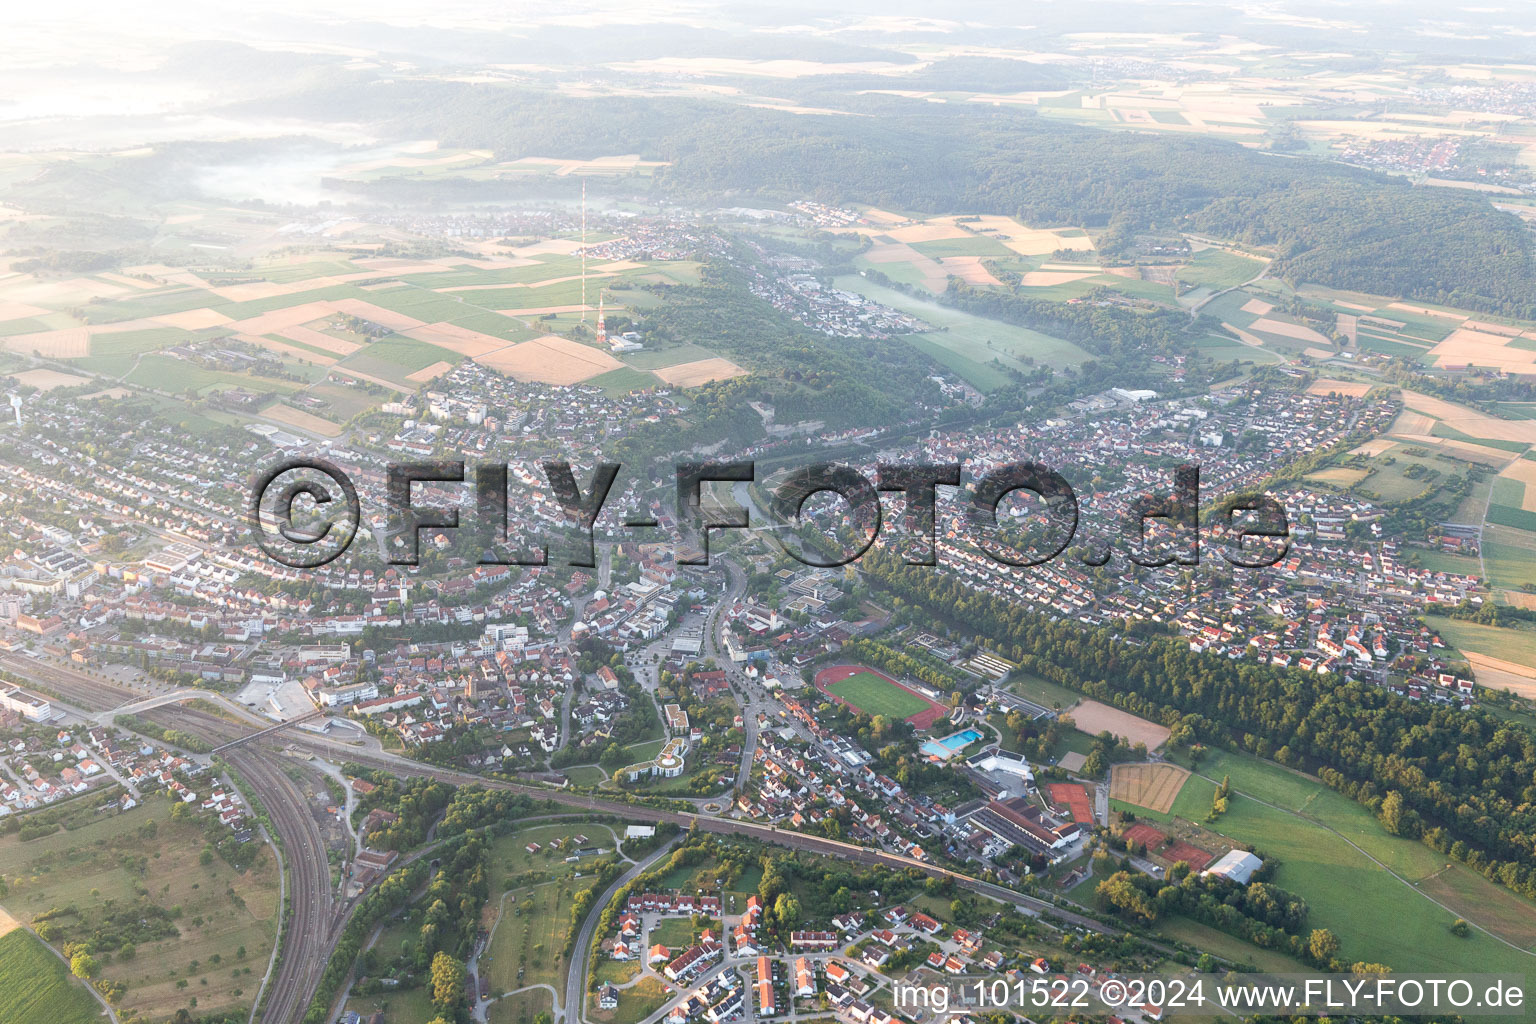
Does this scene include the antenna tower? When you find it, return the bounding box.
[580,179,588,322]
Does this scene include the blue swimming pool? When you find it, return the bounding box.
[920,727,983,760]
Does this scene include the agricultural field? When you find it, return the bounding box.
[1480,527,1536,611]
[1177,249,1265,291]
[0,238,715,431]
[1424,615,1536,698]
[0,925,105,1024]
[843,212,1177,303]
[0,800,280,1022]
[1313,441,1485,504]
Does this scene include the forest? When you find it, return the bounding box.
[258,80,1536,318]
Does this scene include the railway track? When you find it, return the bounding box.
[152,705,346,1024]
[2,659,345,1024]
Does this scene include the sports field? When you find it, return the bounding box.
[814,665,945,727]
[1070,700,1172,749]
[1109,762,1190,813]
[1047,782,1094,823]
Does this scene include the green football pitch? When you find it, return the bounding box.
[826,671,933,719]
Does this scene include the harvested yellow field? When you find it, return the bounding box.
[402,322,508,358]
[326,299,428,332]
[1429,328,1536,374]
[1388,302,1466,321]
[0,276,126,306]
[0,904,18,938]
[1250,316,1331,344]
[353,257,469,275]
[1240,298,1274,316]
[939,256,1001,285]
[653,357,749,387]
[3,326,89,357]
[235,332,337,366]
[228,300,344,335]
[862,242,948,291]
[1019,270,1097,287]
[475,334,623,384]
[499,238,586,257]
[1226,326,1268,350]
[1463,652,1536,700]
[1497,458,1536,512]
[960,217,1096,256]
[261,403,344,437]
[1350,438,1397,457]
[1390,408,1436,436]
[1464,319,1523,336]
[277,324,360,356]
[153,307,233,330]
[1110,762,1190,814]
[1307,378,1373,397]
[1390,433,1518,466]
[1401,390,1536,443]
[1336,313,1358,346]
[1308,466,1371,487]
[406,361,456,383]
[885,221,971,243]
[9,368,90,391]
[0,300,51,320]
[861,208,908,225]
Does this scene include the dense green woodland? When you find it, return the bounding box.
[266,81,1536,317]
[859,547,1536,904]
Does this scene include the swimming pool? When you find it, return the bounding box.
[919,727,983,760]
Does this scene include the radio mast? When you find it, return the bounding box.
[580,179,588,323]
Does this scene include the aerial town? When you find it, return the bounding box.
[3,4,1536,1024]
